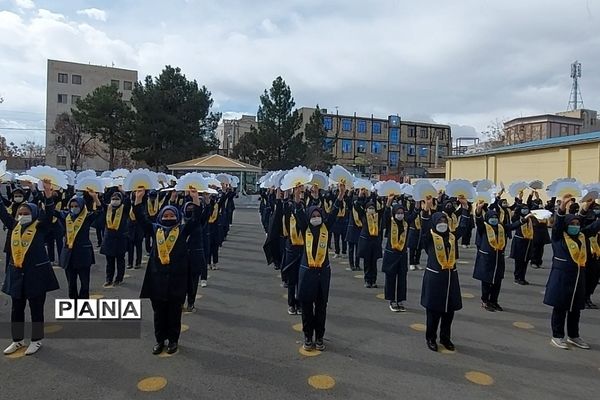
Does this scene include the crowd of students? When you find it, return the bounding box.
[260,183,600,352]
[1,178,237,356]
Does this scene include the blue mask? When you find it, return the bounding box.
[488,218,499,226]
[70,207,81,216]
[521,208,529,215]
[567,225,580,236]
[594,209,600,216]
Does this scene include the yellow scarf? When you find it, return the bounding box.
[564,232,587,267]
[521,219,533,240]
[305,224,328,268]
[414,214,422,230]
[147,198,160,217]
[444,212,458,232]
[337,202,346,217]
[11,221,39,268]
[289,214,304,246]
[390,219,407,251]
[431,230,456,270]
[129,207,136,222]
[484,222,505,251]
[324,200,332,214]
[367,212,378,236]
[106,205,124,230]
[589,234,600,258]
[282,215,289,237]
[156,226,180,265]
[209,204,219,223]
[352,208,363,227]
[65,207,88,249]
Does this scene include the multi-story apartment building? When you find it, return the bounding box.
[45,59,138,171]
[215,115,258,157]
[297,107,451,177]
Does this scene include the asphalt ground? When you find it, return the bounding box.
[1,208,600,400]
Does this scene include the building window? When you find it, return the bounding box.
[57,155,67,166]
[72,74,82,85]
[389,152,399,167]
[419,147,428,157]
[58,73,68,83]
[123,81,133,90]
[323,138,334,151]
[390,127,399,144]
[323,116,333,131]
[57,94,68,104]
[372,142,382,154]
[71,95,81,104]
[342,118,352,132]
[111,79,120,88]
[419,128,428,138]
[342,139,352,153]
[372,121,382,134]
[357,140,367,153]
[408,126,416,137]
[357,119,367,133]
[407,144,416,156]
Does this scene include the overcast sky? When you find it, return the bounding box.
[1,0,599,145]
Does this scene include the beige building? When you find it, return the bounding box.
[297,107,451,178]
[445,131,600,199]
[45,59,138,171]
[503,108,598,145]
[215,115,258,157]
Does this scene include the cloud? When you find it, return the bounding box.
[76,8,107,22]
[13,0,35,10]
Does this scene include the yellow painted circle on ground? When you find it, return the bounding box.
[292,323,303,332]
[299,347,322,357]
[90,293,105,299]
[181,324,189,332]
[283,294,288,300]
[376,293,385,300]
[461,292,475,299]
[137,376,167,392]
[440,348,456,354]
[340,261,348,265]
[123,274,131,278]
[410,323,426,332]
[353,274,363,279]
[513,321,535,330]
[5,347,27,359]
[465,371,494,386]
[308,374,335,390]
[44,324,63,334]
[158,350,177,358]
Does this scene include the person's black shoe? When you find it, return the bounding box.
[113,280,123,286]
[315,338,325,351]
[134,264,141,270]
[152,342,164,355]
[126,265,133,270]
[492,302,504,311]
[288,306,297,315]
[372,283,378,288]
[166,342,178,354]
[426,339,438,352]
[521,280,530,285]
[364,283,372,288]
[440,339,455,351]
[482,302,496,312]
[303,337,315,351]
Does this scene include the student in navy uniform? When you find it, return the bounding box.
[100,191,130,287]
[44,189,65,266]
[459,202,475,249]
[345,190,362,272]
[331,190,348,259]
[127,192,145,270]
[355,191,384,288]
[2,180,58,356]
[1,187,27,271]
[207,192,226,270]
[144,189,164,255]
[420,199,462,353]
[583,204,600,309]
[134,187,202,355]
[544,196,600,350]
[407,198,426,271]
[473,201,529,312]
[57,192,102,299]
[510,203,534,285]
[282,188,304,315]
[293,184,344,352]
[382,196,413,312]
[184,199,212,312]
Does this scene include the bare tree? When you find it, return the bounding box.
[52,112,95,171]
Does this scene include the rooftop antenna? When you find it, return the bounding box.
[567,60,584,111]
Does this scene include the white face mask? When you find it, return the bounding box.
[395,214,404,221]
[18,215,32,225]
[310,217,322,226]
[111,199,121,207]
[13,196,24,203]
[436,223,448,233]
[367,208,376,215]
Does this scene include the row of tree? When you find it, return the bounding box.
[232,77,335,171]
[53,65,220,171]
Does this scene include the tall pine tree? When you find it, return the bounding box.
[303,106,336,170]
[130,66,220,171]
[233,76,305,170]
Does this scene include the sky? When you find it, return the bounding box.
[1,0,599,146]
